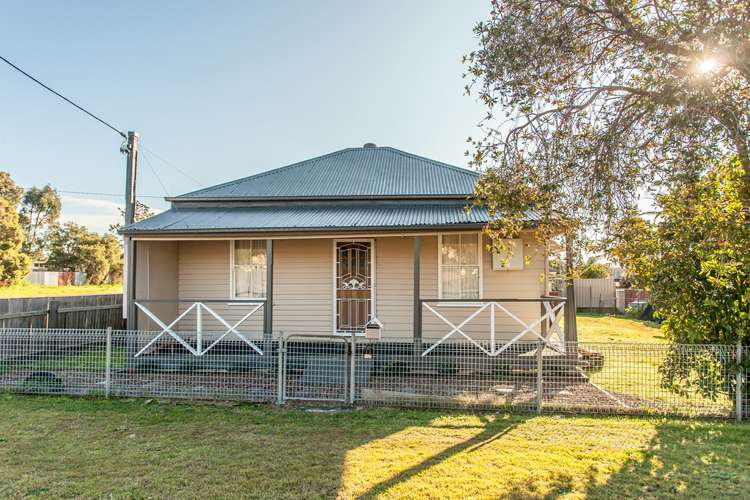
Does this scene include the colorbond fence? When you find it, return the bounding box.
[0,329,745,420]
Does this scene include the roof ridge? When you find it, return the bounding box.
[176,147,356,198]
[379,146,479,177]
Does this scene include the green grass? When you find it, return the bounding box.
[0,395,747,498]
[577,312,665,343]
[0,283,122,298]
[577,313,730,413]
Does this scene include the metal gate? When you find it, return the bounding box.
[281,335,352,403]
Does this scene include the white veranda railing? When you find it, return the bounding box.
[133,300,265,357]
[421,298,566,357]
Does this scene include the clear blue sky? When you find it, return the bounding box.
[1,1,489,232]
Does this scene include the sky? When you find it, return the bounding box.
[0,1,490,233]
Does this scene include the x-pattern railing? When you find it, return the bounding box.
[134,300,264,357]
[421,298,566,357]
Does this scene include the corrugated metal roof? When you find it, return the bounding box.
[122,202,517,234]
[173,146,478,200]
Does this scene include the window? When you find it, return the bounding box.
[232,240,267,299]
[439,233,481,299]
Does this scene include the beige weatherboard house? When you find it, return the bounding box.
[121,144,569,354]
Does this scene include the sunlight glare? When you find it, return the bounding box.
[697,58,719,74]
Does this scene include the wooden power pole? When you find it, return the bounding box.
[124,131,139,330]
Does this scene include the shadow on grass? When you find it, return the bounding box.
[355,413,520,498]
[1,395,748,498]
[539,418,750,499]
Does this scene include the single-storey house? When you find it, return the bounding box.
[121,144,571,355]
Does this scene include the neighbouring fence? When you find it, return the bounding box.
[26,270,86,286]
[0,328,745,420]
[574,278,617,311]
[0,295,124,330]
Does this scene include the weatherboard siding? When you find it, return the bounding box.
[135,234,548,340]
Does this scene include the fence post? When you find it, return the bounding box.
[276,334,285,406]
[105,327,112,398]
[737,342,743,422]
[536,339,543,415]
[349,333,356,405]
[47,302,58,329]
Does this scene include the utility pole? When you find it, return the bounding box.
[123,131,139,330]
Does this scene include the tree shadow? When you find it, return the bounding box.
[537,417,750,499]
[351,413,521,498]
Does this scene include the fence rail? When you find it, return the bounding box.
[0,328,745,420]
[0,294,124,330]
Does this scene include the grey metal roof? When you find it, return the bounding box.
[173,146,478,200]
[121,202,520,234]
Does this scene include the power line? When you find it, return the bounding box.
[0,54,127,139]
[19,187,166,200]
[139,143,203,186]
[139,149,170,197]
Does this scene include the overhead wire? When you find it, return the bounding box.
[139,149,170,197]
[1,54,202,199]
[0,54,127,139]
[139,143,203,186]
[18,188,166,200]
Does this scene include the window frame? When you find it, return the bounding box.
[437,232,484,301]
[229,239,268,301]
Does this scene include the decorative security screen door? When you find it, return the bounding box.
[335,241,372,334]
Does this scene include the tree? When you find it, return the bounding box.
[103,233,123,283]
[610,158,748,398]
[0,171,24,207]
[579,256,610,279]
[47,223,121,285]
[19,184,61,261]
[0,198,32,285]
[611,158,749,345]
[465,0,750,248]
[108,201,154,233]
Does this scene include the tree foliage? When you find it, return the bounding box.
[108,201,154,233]
[0,198,32,285]
[579,256,610,279]
[47,223,122,285]
[466,0,750,247]
[609,158,748,398]
[19,184,61,261]
[0,171,24,207]
[610,158,749,345]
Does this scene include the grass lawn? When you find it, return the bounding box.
[0,395,747,499]
[576,313,731,414]
[577,312,665,343]
[0,283,122,298]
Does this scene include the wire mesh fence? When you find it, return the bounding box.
[0,329,745,420]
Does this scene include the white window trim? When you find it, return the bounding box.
[229,239,268,301]
[332,238,376,336]
[437,232,484,304]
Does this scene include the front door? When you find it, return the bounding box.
[335,241,373,334]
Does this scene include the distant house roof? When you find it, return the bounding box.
[122,145,502,235]
[170,146,478,200]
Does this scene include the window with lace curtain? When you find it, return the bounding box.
[232,240,267,299]
[439,233,482,299]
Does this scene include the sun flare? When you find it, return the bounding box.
[697,58,719,73]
